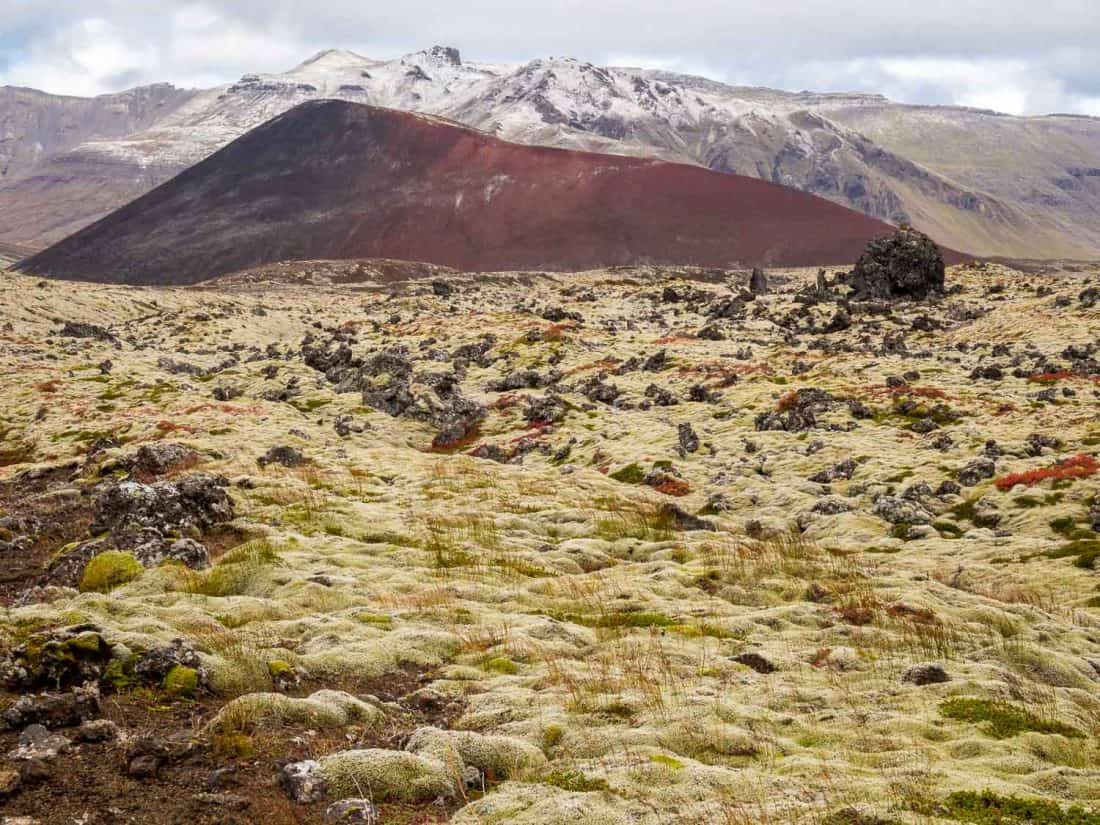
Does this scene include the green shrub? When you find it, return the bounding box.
[184,540,282,597]
[483,656,519,675]
[609,463,645,484]
[939,698,1083,739]
[79,551,143,593]
[541,769,610,793]
[940,790,1100,825]
[163,665,200,697]
[649,753,685,770]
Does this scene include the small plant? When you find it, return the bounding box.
[163,665,200,697]
[939,698,1083,739]
[212,733,257,759]
[938,790,1100,825]
[609,462,646,484]
[1046,539,1100,570]
[591,502,676,542]
[483,656,519,675]
[541,724,564,751]
[182,539,282,597]
[541,769,610,793]
[649,753,685,770]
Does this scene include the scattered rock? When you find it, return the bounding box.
[75,719,119,743]
[0,688,100,730]
[749,267,768,295]
[258,446,304,468]
[281,760,327,804]
[733,652,777,674]
[0,767,21,797]
[873,496,932,525]
[677,423,700,454]
[324,799,379,824]
[901,662,950,685]
[128,442,200,478]
[958,457,995,487]
[1,625,113,690]
[9,725,70,762]
[659,504,714,532]
[58,322,116,342]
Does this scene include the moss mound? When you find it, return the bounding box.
[79,551,143,593]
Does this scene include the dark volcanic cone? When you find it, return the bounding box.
[18,101,958,285]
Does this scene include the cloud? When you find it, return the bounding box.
[0,0,1097,115]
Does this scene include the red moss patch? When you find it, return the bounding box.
[430,426,481,453]
[566,358,620,377]
[544,322,577,342]
[155,420,198,434]
[649,477,691,497]
[776,390,799,412]
[994,454,1099,491]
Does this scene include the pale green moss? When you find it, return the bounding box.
[319,748,456,802]
[207,689,385,734]
[407,727,547,780]
[483,656,519,675]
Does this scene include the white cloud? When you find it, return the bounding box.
[0,0,1097,115]
[0,17,157,97]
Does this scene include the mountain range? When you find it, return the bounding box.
[3,46,1099,259]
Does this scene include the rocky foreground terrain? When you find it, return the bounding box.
[0,248,1099,823]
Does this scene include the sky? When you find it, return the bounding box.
[1,1,1098,116]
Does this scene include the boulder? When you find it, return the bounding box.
[847,228,946,301]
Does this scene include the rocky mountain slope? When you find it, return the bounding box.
[18,100,912,285]
[0,83,196,183]
[1,47,1098,258]
[1,256,1098,822]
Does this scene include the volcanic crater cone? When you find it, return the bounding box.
[19,100,954,285]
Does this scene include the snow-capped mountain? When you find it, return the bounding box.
[2,46,1099,258]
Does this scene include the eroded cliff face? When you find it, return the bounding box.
[0,84,196,181]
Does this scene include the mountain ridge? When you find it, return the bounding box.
[2,46,1098,258]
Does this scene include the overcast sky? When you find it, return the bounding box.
[1,1,1098,116]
